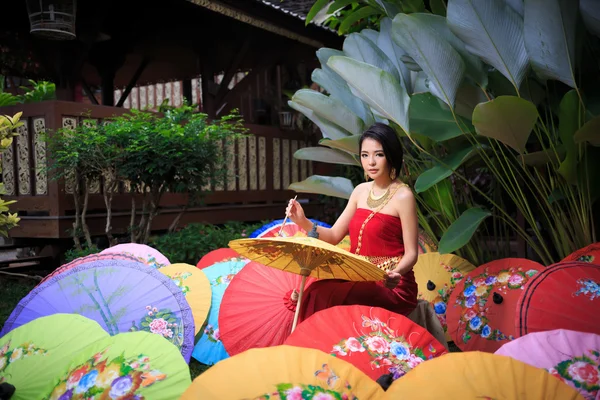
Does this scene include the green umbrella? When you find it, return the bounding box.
[0,314,109,399]
[45,331,191,399]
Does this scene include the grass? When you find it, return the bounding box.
[0,275,210,379]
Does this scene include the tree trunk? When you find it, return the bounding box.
[129,197,136,243]
[72,171,82,250]
[168,204,188,233]
[81,177,93,248]
[103,174,117,246]
[142,184,163,244]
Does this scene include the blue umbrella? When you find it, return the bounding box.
[191,258,250,365]
[249,218,331,238]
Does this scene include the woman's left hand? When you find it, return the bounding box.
[384,270,402,289]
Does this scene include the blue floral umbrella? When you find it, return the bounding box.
[191,258,249,365]
[249,218,331,238]
[0,259,195,362]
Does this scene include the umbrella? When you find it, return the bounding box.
[516,261,600,337]
[191,257,249,365]
[196,248,242,269]
[180,345,384,400]
[0,259,195,362]
[159,263,212,336]
[383,351,584,399]
[100,243,170,268]
[45,331,191,400]
[249,218,331,238]
[38,253,145,286]
[563,242,600,264]
[447,258,543,352]
[336,234,352,251]
[412,252,476,342]
[229,236,385,331]
[284,305,448,381]
[0,314,108,399]
[219,261,317,356]
[495,329,600,400]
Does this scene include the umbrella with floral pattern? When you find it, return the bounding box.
[159,263,212,336]
[495,329,600,400]
[412,252,476,342]
[447,258,543,352]
[516,261,600,338]
[196,248,243,270]
[100,243,170,269]
[249,218,331,239]
[284,305,447,382]
[383,351,584,399]
[180,345,384,400]
[562,242,600,264]
[0,259,195,362]
[45,331,191,400]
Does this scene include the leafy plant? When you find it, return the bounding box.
[291,0,600,265]
[0,113,20,236]
[64,244,100,263]
[151,221,264,265]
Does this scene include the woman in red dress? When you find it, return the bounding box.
[286,123,419,323]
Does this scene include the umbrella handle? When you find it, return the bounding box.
[278,195,298,237]
[291,274,308,333]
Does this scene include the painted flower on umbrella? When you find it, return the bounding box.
[204,324,221,343]
[421,264,466,335]
[549,350,600,400]
[455,266,537,344]
[46,350,167,399]
[0,341,47,375]
[574,279,600,301]
[331,315,431,379]
[170,272,192,296]
[130,305,184,349]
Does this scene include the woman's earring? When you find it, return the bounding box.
[364,171,369,181]
[390,168,397,180]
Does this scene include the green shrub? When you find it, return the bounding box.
[64,244,99,263]
[151,221,264,265]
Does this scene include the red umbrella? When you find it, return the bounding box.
[516,261,600,337]
[562,242,600,264]
[284,305,447,381]
[218,261,316,356]
[447,258,543,353]
[196,248,242,269]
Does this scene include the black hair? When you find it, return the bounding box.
[358,122,404,176]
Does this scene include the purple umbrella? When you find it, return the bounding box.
[0,259,195,362]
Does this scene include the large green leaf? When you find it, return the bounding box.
[306,0,331,25]
[521,147,565,167]
[409,92,473,141]
[343,33,400,83]
[447,0,529,92]
[581,0,600,38]
[524,0,578,88]
[573,116,600,146]
[373,0,402,16]
[392,13,466,108]
[454,83,490,120]
[288,175,355,199]
[430,0,447,16]
[328,56,411,134]
[338,6,380,34]
[292,89,364,135]
[288,100,352,140]
[378,18,412,90]
[410,13,488,88]
[415,145,477,193]
[422,178,455,219]
[320,135,361,155]
[472,96,539,154]
[294,147,359,166]
[557,90,581,183]
[361,29,380,44]
[438,207,492,254]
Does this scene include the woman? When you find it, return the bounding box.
[286,123,419,323]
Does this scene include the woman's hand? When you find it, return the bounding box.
[384,270,402,289]
[285,199,307,226]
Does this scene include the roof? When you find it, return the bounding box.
[257,0,329,25]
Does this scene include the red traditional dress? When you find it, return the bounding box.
[298,207,418,324]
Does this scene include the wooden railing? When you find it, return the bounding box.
[0,101,321,239]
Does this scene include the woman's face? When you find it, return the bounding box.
[360,138,389,180]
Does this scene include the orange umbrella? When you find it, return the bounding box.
[384,352,584,399]
[180,345,384,400]
[447,258,543,352]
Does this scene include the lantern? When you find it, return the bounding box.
[25,0,77,40]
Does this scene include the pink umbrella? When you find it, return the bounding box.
[495,329,600,400]
[100,243,170,268]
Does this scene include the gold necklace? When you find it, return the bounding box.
[367,184,392,208]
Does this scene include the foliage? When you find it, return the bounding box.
[64,244,100,263]
[46,103,247,247]
[0,113,21,236]
[151,221,264,265]
[0,76,55,107]
[291,0,600,265]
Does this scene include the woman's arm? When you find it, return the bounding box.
[384,187,419,288]
[286,184,365,245]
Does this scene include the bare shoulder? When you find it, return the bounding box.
[392,183,415,204]
[352,182,371,196]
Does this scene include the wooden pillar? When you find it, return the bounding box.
[100,70,115,106]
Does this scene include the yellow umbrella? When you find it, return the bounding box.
[335,234,352,252]
[180,345,384,400]
[229,236,385,331]
[413,252,475,342]
[383,351,584,399]
[159,263,211,335]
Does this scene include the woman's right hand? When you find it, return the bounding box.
[285,198,306,226]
